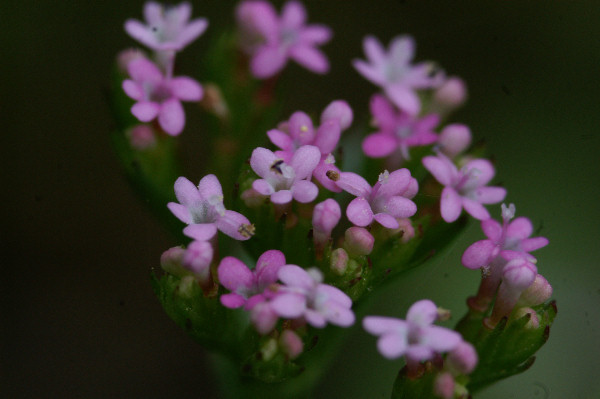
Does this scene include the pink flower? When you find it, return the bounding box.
[362,94,439,160]
[267,100,353,192]
[462,203,549,270]
[125,2,208,52]
[363,300,462,363]
[335,169,418,229]
[167,175,254,241]
[122,58,203,135]
[422,153,506,222]
[270,265,355,328]
[250,145,321,204]
[236,0,332,78]
[218,250,285,309]
[353,35,444,115]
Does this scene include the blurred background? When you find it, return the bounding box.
[2,0,599,398]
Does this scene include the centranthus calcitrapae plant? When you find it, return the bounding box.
[109,2,556,398]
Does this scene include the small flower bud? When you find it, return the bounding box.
[160,246,186,277]
[446,341,478,375]
[126,124,156,150]
[116,48,146,74]
[517,273,553,307]
[279,330,304,359]
[320,100,354,130]
[512,307,540,329]
[438,124,471,158]
[260,338,279,362]
[312,199,342,234]
[250,302,279,335]
[200,83,229,119]
[330,248,349,276]
[183,240,214,282]
[434,372,455,399]
[434,76,467,110]
[241,188,267,208]
[344,227,374,256]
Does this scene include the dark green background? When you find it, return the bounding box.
[3,1,599,398]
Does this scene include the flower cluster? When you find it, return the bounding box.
[112,2,555,397]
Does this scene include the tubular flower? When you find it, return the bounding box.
[236,0,332,78]
[422,153,506,222]
[125,1,208,52]
[167,175,254,241]
[353,35,444,115]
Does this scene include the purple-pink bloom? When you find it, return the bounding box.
[270,265,355,328]
[250,145,321,204]
[122,58,203,135]
[363,299,462,362]
[267,100,353,192]
[462,203,549,270]
[335,169,418,229]
[422,153,506,222]
[218,250,285,309]
[362,94,439,161]
[125,1,208,52]
[167,174,254,241]
[353,35,444,115]
[236,0,332,79]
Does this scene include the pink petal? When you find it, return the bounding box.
[220,293,246,309]
[463,159,495,187]
[281,1,306,30]
[252,179,275,196]
[267,129,294,151]
[362,133,397,158]
[384,84,421,116]
[521,237,549,252]
[167,202,192,224]
[216,210,253,241]
[323,303,355,327]
[422,155,454,186]
[383,196,417,218]
[218,256,254,292]
[313,119,341,154]
[271,190,293,204]
[198,174,223,199]
[370,94,397,129]
[475,186,506,204]
[173,176,201,206]
[346,197,374,227]
[177,18,209,49]
[389,35,415,67]
[461,240,496,269]
[270,293,306,318]
[236,1,279,39]
[256,250,286,287]
[406,299,438,326]
[251,45,287,79]
[405,345,434,362]
[250,147,279,178]
[143,2,163,26]
[124,20,158,50]
[158,98,185,136]
[378,333,407,359]
[122,80,144,100]
[363,316,407,335]
[131,101,160,122]
[317,284,352,309]
[127,58,163,83]
[292,180,318,203]
[313,161,342,193]
[170,76,203,101]
[374,213,399,229]
[363,36,386,67]
[304,309,327,328]
[481,218,502,242]
[336,172,372,197]
[291,145,321,179]
[440,187,462,223]
[278,265,314,290]
[320,100,353,130]
[183,223,218,241]
[290,45,330,74]
[462,198,490,221]
[507,217,533,239]
[376,169,412,198]
[353,59,385,86]
[299,25,332,45]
